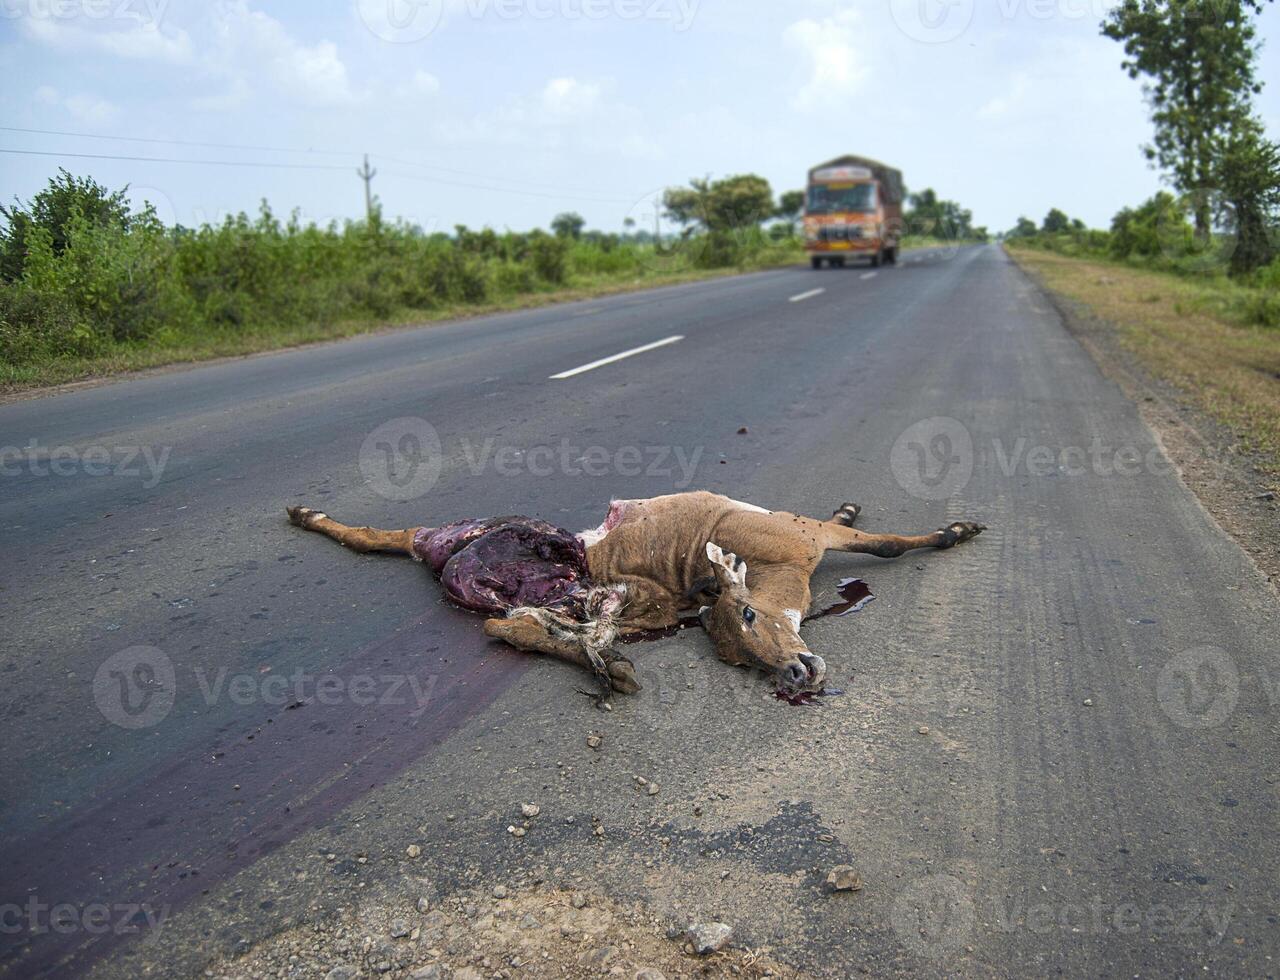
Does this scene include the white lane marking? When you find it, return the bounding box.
[789,288,825,303]
[860,271,877,280]
[549,334,684,380]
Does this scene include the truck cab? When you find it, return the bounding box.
[803,156,904,269]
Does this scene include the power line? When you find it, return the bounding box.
[0,147,352,171]
[0,123,637,198]
[0,124,349,156]
[1,148,639,205]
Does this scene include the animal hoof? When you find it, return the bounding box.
[287,505,318,527]
[941,520,986,547]
[831,503,861,526]
[607,656,641,695]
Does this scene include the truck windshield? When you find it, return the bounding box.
[807,182,876,214]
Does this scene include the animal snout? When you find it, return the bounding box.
[780,653,826,691]
[782,662,809,688]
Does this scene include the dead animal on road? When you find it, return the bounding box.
[285,491,985,701]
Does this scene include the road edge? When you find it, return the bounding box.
[0,261,804,406]
[1008,247,1280,593]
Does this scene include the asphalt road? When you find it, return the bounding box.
[2,245,1277,978]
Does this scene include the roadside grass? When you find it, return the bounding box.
[0,232,960,396]
[1007,245,1280,475]
[0,258,789,392]
[0,238,804,394]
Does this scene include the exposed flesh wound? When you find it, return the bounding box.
[412,517,590,615]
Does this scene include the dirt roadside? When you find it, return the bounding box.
[1009,249,1280,589]
[203,881,798,980]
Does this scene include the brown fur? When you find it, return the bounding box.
[285,492,985,698]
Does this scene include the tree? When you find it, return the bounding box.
[662,174,774,233]
[1008,217,1038,238]
[776,190,806,222]
[1218,117,1280,274]
[1042,208,1071,233]
[1102,0,1273,237]
[1109,191,1192,259]
[906,188,976,239]
[0,169,131,281]
[550,211,585,239]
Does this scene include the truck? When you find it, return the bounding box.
[803,155,904,269]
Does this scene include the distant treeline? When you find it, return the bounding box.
[0,168,988,377]
[1005,196,1280,326]
[1007,0,1280,291]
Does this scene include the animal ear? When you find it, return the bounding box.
[705,541,748,589]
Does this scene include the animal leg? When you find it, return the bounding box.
[826,502,862,527]
[483,614,641,694]
[818,519,986,558]
[286,505,420,556]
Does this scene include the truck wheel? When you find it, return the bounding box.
[811,257,823,270]
[834,257,846,268]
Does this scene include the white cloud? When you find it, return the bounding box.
[409,69,441,96]
[784,9,869,112]
[207,3,358,108]
[391,68,441,104]
[96,25,195,64]
[30,86,120,127]
[977,72,1030,120]
[189,77,253,113]
[432,76,658,159]
[18,15,193,65]
[18,1,357,110]
[64,93,122,126]
[540,77,601,118]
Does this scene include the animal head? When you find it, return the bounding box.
[698,542,826,692]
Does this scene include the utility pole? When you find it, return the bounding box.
[356,154,377,224]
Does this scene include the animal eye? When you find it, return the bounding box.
[742,606,756,625]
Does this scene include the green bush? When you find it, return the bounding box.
[1109,192,1200,263]
[494,260,537,295]
[0,169,132,282]
[1243,289,1280,327]
[568,240,640,276]
[1,171,807,378]
[1253,256,1280,292]
[529,234,568,284]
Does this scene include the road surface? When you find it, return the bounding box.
[2,245,1277,978]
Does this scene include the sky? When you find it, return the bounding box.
[1,0,1278,236]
